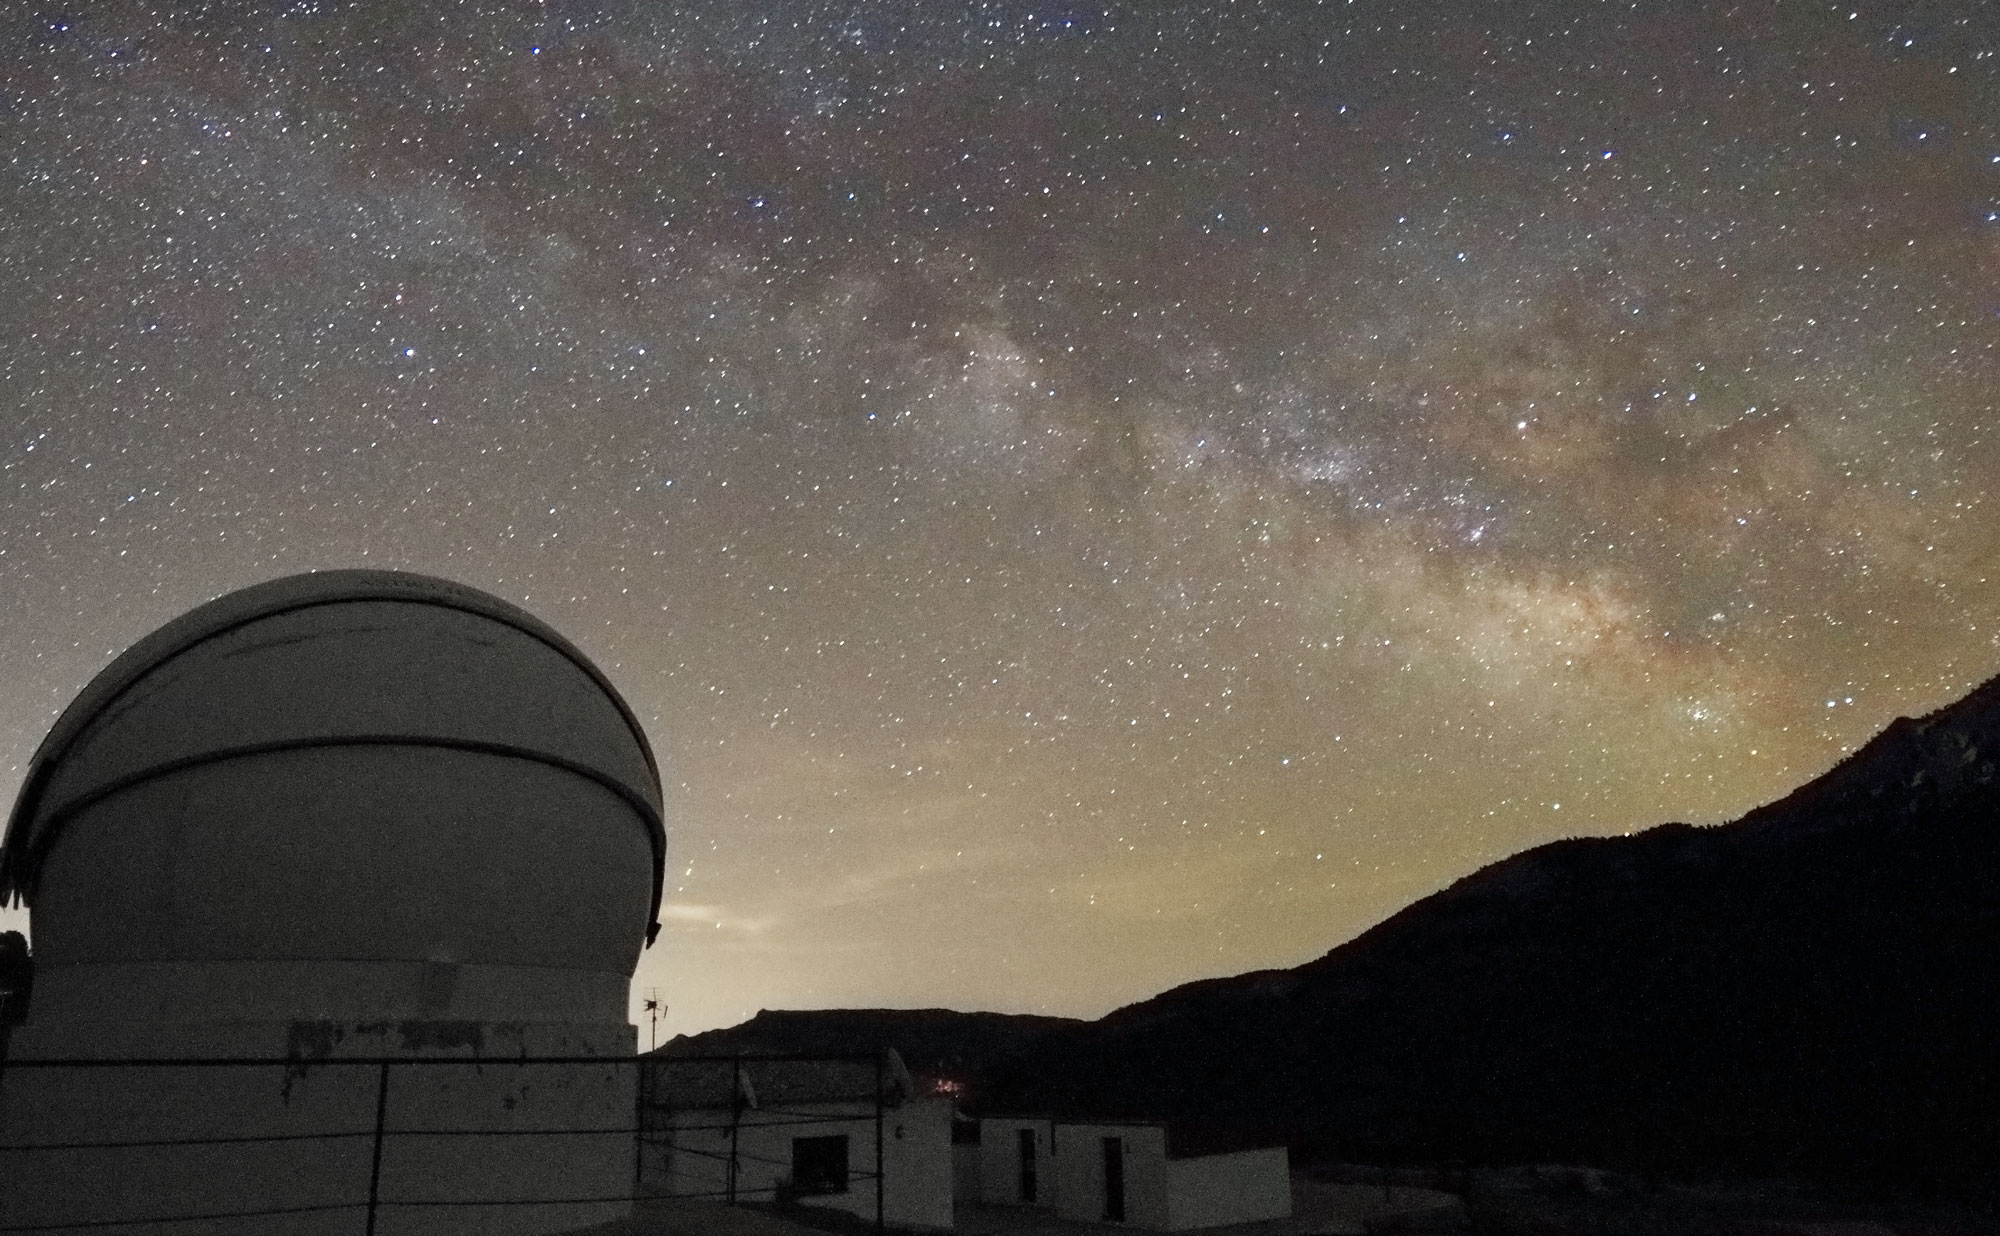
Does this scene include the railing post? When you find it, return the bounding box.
[874,1051,885,1235]
[727,1057,740,1206]
[632,1057,646,1202]
[364,1059,391,1235]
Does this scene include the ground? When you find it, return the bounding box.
[554,1178,1459,1236]
[555,1171,1998,1236]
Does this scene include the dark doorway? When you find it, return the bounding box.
[1103,1136,1125,1221]
[1017,1127,1038,1202]
[792,1134,850,1195]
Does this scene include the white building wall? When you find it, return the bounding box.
[645,1105,740,1205]
[963,1117,1291,1232]
[952,1140,982,1203]
[976,1117,1055,1208]
[1050,1122,1170,1229]
[1164,1147,1292,1230]
[882,1095,954,1231]
[649,1105,866,1213]
[646,1098,953,1232]
[0,1021,637,1236]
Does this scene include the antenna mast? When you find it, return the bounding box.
[642,988,665,1052]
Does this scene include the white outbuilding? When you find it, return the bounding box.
[0,570,666,1235]
[641,1051,955,1231]
[970,1116,1292,1230]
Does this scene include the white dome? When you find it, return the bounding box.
[0,569,663,1033]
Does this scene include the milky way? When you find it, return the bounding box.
[1,2,1995,1034]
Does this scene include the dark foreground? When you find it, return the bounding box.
[554,1166,1998,1236]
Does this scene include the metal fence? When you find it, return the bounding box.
[0,1051,891,1235]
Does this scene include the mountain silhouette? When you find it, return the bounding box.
[988,674,2000,1189]
[653,1007,1082,1086]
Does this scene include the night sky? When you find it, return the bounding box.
[1,2,1994,1036]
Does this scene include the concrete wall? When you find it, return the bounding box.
[1165,1147,1292,1230]
[977,1117,1055,1208]
[952,1140,982,1204]
[645,1097,953,1232]
[1050,1122,1171,1229]
[0,1021,637,1236]
[883,1096,955,1230]
[969,1117,1292,1231]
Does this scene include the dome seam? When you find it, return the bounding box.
[14,735,666,930]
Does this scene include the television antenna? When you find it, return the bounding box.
[642,988,666,1052]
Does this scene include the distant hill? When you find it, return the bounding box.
[665,674,2000,1191]
[984,674,2000,1190]
[651,1007,1083,1086]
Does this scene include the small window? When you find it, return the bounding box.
[793,1134,850,1195]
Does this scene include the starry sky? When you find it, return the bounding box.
[0,1,1995,1037]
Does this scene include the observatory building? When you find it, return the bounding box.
[0,570,665,1235]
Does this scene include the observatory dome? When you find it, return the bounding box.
[0,569,663,1046]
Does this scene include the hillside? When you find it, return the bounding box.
[985,674,2000,1187]
[652,1006,1083,1086]
[671,674,2000,1189]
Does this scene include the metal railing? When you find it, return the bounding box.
[0,1052,892,1234]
